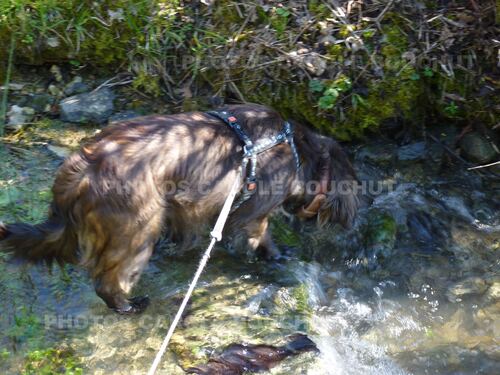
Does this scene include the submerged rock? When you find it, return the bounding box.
[446,277,488,302]
[186,334,318,375]
[397,142,427,161]
[60,88,115,124]
[363,209,397,260]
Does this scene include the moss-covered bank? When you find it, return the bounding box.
[0,1,498,139]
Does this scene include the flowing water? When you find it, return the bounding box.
[0,131,498,374]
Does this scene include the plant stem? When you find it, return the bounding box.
[0,34,16,138]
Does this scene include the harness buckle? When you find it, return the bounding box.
[244,177,257,193]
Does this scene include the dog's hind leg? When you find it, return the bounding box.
[89,221,161,314]
[245,217,280,260]
[93,239,155,314]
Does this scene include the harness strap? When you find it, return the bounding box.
[207,110,300,211]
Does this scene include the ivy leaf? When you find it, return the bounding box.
[309,79,325,93]
[276,7,290,17]
[318,95,337,109]
[323,88,339,98]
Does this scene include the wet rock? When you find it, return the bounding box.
[6,105,35,130]
[460,132,497,164]
[446,277,488,302]
[363,209,397,260]
[397,141,427,161]
[60,88,115,124]
[485,282,500,301]
[63,76,90,96]
[109,110,141,123]
[187,334,318,375]
[356,143,396,163]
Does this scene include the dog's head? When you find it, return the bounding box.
[296,134,359,229]
[319,138,359,228]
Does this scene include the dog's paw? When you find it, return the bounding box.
[115,295,150,315]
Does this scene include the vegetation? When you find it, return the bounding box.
[0,1,497,139]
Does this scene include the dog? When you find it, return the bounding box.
[0,104,358,314]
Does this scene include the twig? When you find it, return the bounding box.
[467,161,500,170]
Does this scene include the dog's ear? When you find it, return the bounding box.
[318,139,359,228]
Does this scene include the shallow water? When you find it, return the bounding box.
[0,134,499,374]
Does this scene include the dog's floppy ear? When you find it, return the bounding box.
[318,139,359,228]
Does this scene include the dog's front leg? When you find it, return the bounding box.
[245,217,281,260]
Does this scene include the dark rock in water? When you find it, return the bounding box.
[60,88,115,124]
[356,143,396,163]
[109,110,142,123]
[186,334,318,375]
[460,132,497,163]
[397,141,427,161]
[363,209,397,260]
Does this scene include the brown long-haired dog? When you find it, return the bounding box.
[0,104,358,314]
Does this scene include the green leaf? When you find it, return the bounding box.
[309,79,325,93]
[410,72,420,81]
[423,67,434,77]
[276,7,290,17]
[318,95,337,109]
[323,88,339,98]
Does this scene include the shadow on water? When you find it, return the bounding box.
[0,133,499,374]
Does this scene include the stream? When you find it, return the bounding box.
[0,126,498,374]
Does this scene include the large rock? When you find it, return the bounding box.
[60,88,115,124]
[460,132,497,164]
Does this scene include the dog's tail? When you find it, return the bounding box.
[0,213,78,265]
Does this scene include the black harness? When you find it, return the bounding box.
[207,110,300,211]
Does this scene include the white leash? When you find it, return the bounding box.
[147,170,242,375]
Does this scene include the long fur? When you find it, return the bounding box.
[0,104,358,312]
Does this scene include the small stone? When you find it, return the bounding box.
[64,76,89,96]
[446,277,488,302]
[460,132,497,164]
[50,65,63,83]
[48,84,62,97]
[397,141,427,161]
[6,105,35,129]
[60,88,115,124]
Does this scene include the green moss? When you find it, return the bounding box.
[270,216,302,248]
[291,284,313,318]
[307,0,331,18]
[132,70,162,97]
[23,348,82,375]
[363,209,397,261]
